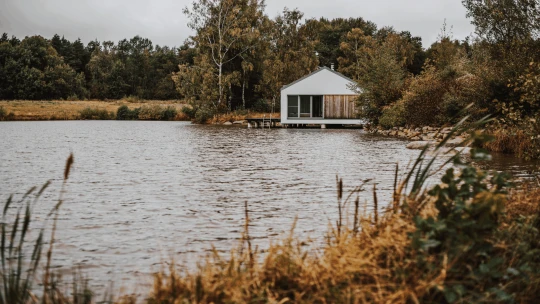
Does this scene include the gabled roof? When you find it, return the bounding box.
[281,66,355,91]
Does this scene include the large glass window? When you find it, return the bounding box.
[300,96,311,117]
[287,95,298,118]
[312,96,323,118]
[287,95,323,118]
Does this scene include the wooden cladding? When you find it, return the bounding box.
[324,95,358,119]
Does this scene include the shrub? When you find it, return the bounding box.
[483,121,540,160]
[412,165,512,302]
[181,105,216,123]
[251,99,270,112]
[401,65,447,126]
[160,106,177,121]
[66,94,79,101]
[233,106,249,116]
[117,104,178,121]
[116,105,131,120]
[193,107,215,124]
[123,95,141,103]
[0,106,6,121]
[116,105,141,120]
[181,106,197,119]
[379,101,406,129]
[79,107,113,120]
[138,105,162,120]
[130,107,141,119]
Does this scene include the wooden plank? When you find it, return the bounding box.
[324,95,358,119]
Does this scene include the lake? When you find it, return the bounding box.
[0,121,538,293]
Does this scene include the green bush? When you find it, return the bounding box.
[233,106,249,116]
[116,105,141,120]
[138,105,162,120]
[251,99,270,112]
[379,101,406,129]
[130,107,141,119]
[401,66,446,126]
[160,106,177,120]
[79,107,114,120]
[193,107,214,124]
[412,165,512,302]
[116,105,130,120]
[181,106,197,119]
[181,105,216,123]
[117,104,177,121]
[0,106,6,121]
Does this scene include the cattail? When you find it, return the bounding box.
[373,184,378,226]
[64,153,74,181]
[393,163,399,212]
[353,195,360,235]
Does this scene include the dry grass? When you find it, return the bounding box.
[145,154,540,304]
[147,184,441,303]
[0,100,186,121]
[209,112,281,124]
[483,127,532,157]
[505,182,540,220]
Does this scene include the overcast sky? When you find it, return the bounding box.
[0,0,475,48]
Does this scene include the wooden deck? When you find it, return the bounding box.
[245,118,280,128]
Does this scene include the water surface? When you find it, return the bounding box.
[0,121,537,293]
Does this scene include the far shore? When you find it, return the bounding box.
[0,100,280,123]
[0,99,186,121]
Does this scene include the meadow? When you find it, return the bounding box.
[0,100,186,121]
[0,100,280,124]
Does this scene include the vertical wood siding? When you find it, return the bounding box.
[324,95,358,119]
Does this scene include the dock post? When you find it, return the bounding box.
[248,122,252,128]
[321,124,327,129]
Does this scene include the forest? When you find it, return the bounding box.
[1,0,539,138]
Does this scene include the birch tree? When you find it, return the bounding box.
[184,0,265,109]
[257,9,319,111]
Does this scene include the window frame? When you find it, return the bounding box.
[287,95,324,119]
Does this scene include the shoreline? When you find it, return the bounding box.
[0,100,279,123]
[0,100,188,121]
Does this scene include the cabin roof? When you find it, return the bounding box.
[281,66,355,91]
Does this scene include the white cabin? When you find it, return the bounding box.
[280,67,361,126]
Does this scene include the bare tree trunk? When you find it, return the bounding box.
[242,74,246,109]
[218,63,223,106]
[228,83,232,112]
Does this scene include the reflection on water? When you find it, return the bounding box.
[0,121,538,292]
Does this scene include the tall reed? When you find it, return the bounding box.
[0,154,100,304]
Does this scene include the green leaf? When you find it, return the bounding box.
[444,288,457,303]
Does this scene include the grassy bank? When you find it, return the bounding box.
[209,111,281,124]
[0,100,187,121]
[0,100,280,124]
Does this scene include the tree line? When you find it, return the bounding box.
[0,33,193,100]
[0,0,426,109]
[1,0,538,132]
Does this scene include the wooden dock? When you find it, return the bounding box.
[246,117,280,128]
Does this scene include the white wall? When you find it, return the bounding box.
[280,68,360,124]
